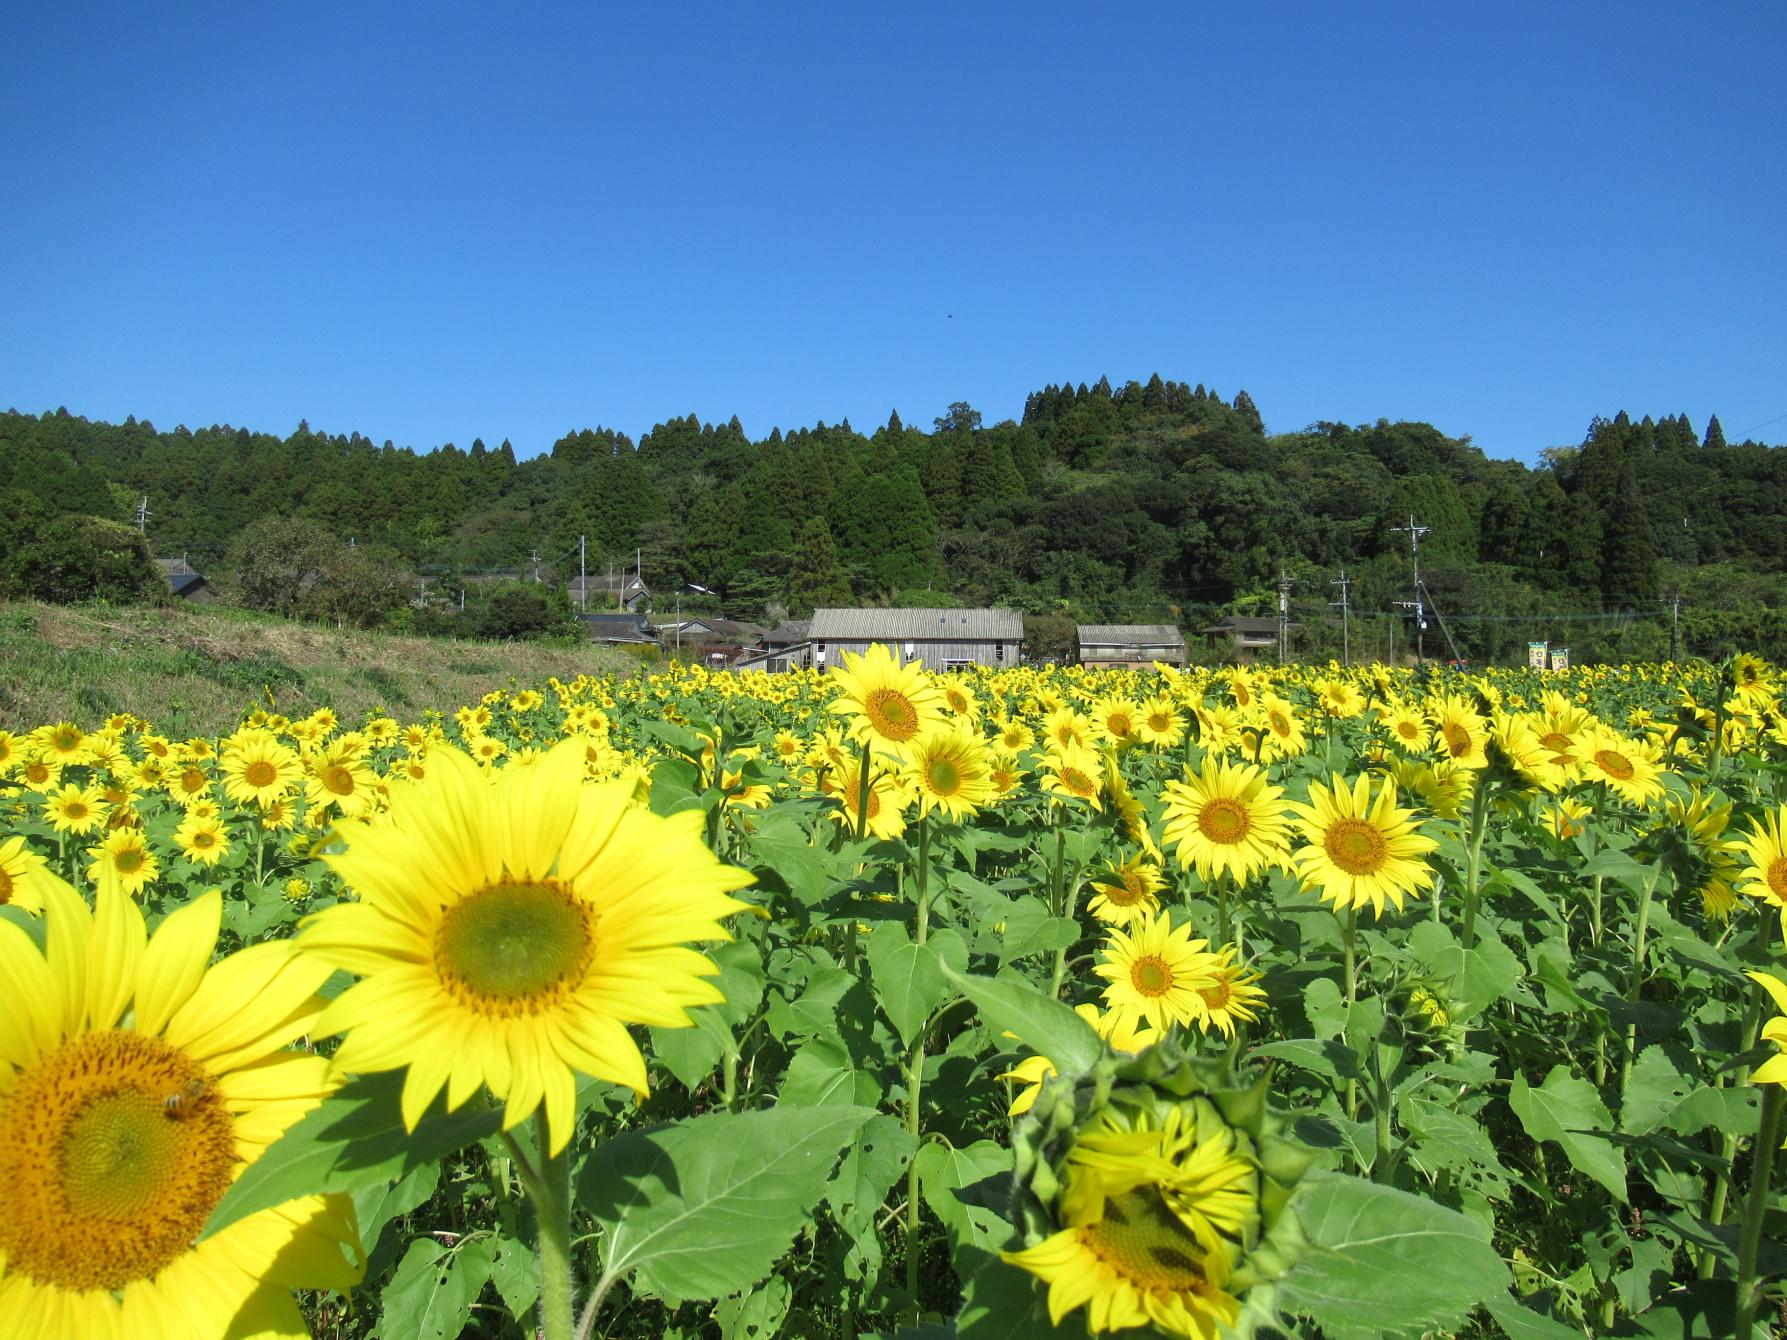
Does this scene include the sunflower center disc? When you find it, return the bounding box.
[0,868,12,901]
[436,880,596,1016]
[115,848,144,874]
[1131,954,1173,997]
[1594,749,1636,782]
[1060,767,1095,797]
[1768,858,1787,902]
[245,759,278,787]
[1324,818,1389,875]
[927,758,962,795]
[0,1030,234,1293]
[1441,723,1471,756]
[1078,1186,1214,1294]
[1108,714,1132,737]
[323,765,357,796]
[1197,798,1250,845]
[864,688,918,741]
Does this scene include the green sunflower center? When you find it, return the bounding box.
[1198,797,1250,845]
[926,757,963,796]
[0,1030,233,1293]
[1078,1185,1217,1295]
[1324,817,1389,876]
[435,880,596,1017]
[114,847,144,874]
[1130,954,1173,997]
[322,764,357,796]
[863,688,918,741]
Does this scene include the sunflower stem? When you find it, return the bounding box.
[1342,905,1358,1008]
[854,742,873,842]
[532,1111,579,1340]
[1457,779,1490,953]
[1616,866,1661,1105]
[1734,1083,1784,1340]
[1217,875,1232,948]
[1700,982,1765,1279]
[905,815,931,1325]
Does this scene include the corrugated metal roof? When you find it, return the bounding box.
[1199,616,1283,635]
[810,607,1023,641]
[1077,624,1186,647]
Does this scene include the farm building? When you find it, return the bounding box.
[578,612,656,645]
[566,572,649,612]
[155,557,219,604]
[734,620,814,673]
[1076,624,1188,669]
[1198,615,1286,663]
[808,608,1022,672]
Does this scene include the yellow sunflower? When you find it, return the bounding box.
[1735,804,1787,942]
[0,835,62,916]
[85,828,159,898]
[1090,696,1143,749]
[0,881,362,1337]
[991,716,1036,756]
[300,739,753,1154]
[1429,695,1489,769]
[827,643,948,759]
[42,783,108,837]
[1044,707,1096,754]
[1004,1102,1257,1339]
[1287,774,1437,918]
[174,815,232,868]
[1380,701,1430,755]
[1136,696,1186,750]
[1159,757,1289,886]
[902,719,995,821]
[304,738,380,818]
[824,754,912,840]
[1040,739,1105,811]
[1094,910,1221,1031]
[1578,727,1667,808]
[221,730,302,808]
[1087,854,1167,928]
[1193,947,1267,1039]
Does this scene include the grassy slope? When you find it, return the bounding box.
[0,601,634,736]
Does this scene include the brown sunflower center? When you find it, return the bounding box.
[1130,954,1174,997]
[1057,766,1097,798]
[1440,723,1472,757]
[435,880,596,1017]
[1268,711,1290,737]
[0,867,13,901]
[1197,798,1250,845]
[191,830,216,849]
[0,1030,234,1293]
[1078,1186,1219,1295]
[114,847,145,875]
[244,759,279,788]
[1148,712,1172,733]
[1106,872,1146,906]
[1199,977,1234,1010]
[179,768,205,793]
[1324,818,1389,876]
[1767,858,1787,902]
[1594,749,1635,782]
[322,764,357,796]
[1396,720,1421,740]
[1107,713,1134,738]
[63,800,90,820]
[861,688,919,742]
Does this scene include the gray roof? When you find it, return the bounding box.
[1199,616,1283,636]
[762,620,811,646]
[1077,624,1186,648]
[678,617,767,642]
[810,607,1023,641]
[155,557,200,578]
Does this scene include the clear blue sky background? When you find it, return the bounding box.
[4,2,1783,464]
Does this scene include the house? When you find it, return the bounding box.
[1197,615,1285,664]
[808,607,1022,673]
[566,572,650,612]
[734,620,814,673]
[664,617,768,665]
[1076,624,1188,669]
[578,612,656,645]
[154,557,219,604]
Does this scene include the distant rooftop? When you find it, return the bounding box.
[810,607,1023,641]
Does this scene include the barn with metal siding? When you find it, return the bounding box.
[1076,623,1188,669]
[808,608,1023,672]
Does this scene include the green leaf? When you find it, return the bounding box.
[1251,1037,1364,1083]
[940,963,1102,1081]
[914,1138,1015,1251]
[867,924,968,1047]
[489,1235,540,1323]
[995,895,1080,964]
[715,1276,794,1340]
[1482,1288,1585,1339]
[826,1112,916,1238]
[1277,1173,1511,1333]
[750,822,833,907]
[580,1104,874,1302]
[1509,1066,1628,1200]
[379,1237,495,1340]
[780,1036,883,1107]
[202,1071,501,1241]
[351,1159,440,1263]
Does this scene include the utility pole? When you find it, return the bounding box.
[133,495,150,535]
[579,535,587,612]
[1277,568,1292,664]
[530,550,541,583]
[1670,594,1681,662]
[1391,515,1430,664]
[1330,568,1352,666]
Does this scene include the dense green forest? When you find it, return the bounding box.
[3,376,1784,662]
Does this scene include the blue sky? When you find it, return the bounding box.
[4,2,1783,463]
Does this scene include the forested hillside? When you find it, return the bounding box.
[3,377,1784,661]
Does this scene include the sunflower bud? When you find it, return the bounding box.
[1393,973,1466,1063]
[1005,1037,1315,1338]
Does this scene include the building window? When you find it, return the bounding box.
[942,659,972,671]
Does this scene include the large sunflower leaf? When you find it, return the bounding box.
[580,1104,874,1303]
[940,962,1102,1081]
[1509,1065,1629,1200]
[1276,1172,1511,1333]
[201,1070,502,1241]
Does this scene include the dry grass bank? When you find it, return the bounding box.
[0,601,637,735]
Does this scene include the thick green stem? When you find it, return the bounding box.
[1616,868,1660,1104]
[1371,1049,1395,1183]
[905,817,931,1324]
[1342,905,1358,1008]
[1217,875,1232,948]
[532,1112,578,1340]
[1458,781,1491,952]
[1734,1084,1785,1339]
[1700,984,1766,1279]
[854,741,873,842]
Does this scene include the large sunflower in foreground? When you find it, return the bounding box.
[1159,756,1289,886]
[1287,773,1437,917]
[1735,803,1787,942]
[0,881,361,1337]
[300,739,753,1154]
[827,642,947,759]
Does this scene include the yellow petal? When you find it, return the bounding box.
[88,880,146,1030]
[135,889,222,1038]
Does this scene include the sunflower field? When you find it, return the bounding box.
[4,648,1787,1340]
